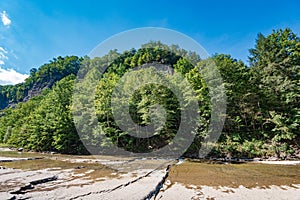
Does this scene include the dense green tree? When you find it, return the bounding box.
[248,28,300,157]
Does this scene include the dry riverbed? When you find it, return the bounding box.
[0,148,299,200]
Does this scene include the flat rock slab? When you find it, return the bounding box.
[2,152,299,200]
[0,156,173,200]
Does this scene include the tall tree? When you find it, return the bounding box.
[249,28,300,156]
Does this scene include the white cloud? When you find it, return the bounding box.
[0,46,28,85]
[1,11,11,26]
[0,67,29,85]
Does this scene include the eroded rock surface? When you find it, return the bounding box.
[1,151,300,200]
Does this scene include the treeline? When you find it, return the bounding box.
[0,28,299,158]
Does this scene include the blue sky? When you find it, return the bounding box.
[0,0,300,85]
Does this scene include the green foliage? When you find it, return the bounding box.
[213,28,300,158]
[0,75,87,154]
[93,46,202,154]
[0,31,299,158]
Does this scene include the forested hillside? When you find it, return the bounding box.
[0,56,82,110]
[0,28,299,158]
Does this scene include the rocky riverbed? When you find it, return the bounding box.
[0,148,299,200]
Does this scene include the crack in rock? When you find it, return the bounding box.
[8,196,31,200]
[142,164,172,200]
[69,169,157,199]
[10,175,58,195]
[70,161,174,200]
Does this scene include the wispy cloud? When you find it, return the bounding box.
[1,11,11,26]
[0,46,8,65]
[0,67,29,85]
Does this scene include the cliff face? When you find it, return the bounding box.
[22,75,60,103]
[22,82,48,103]
[0,78,56,110]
